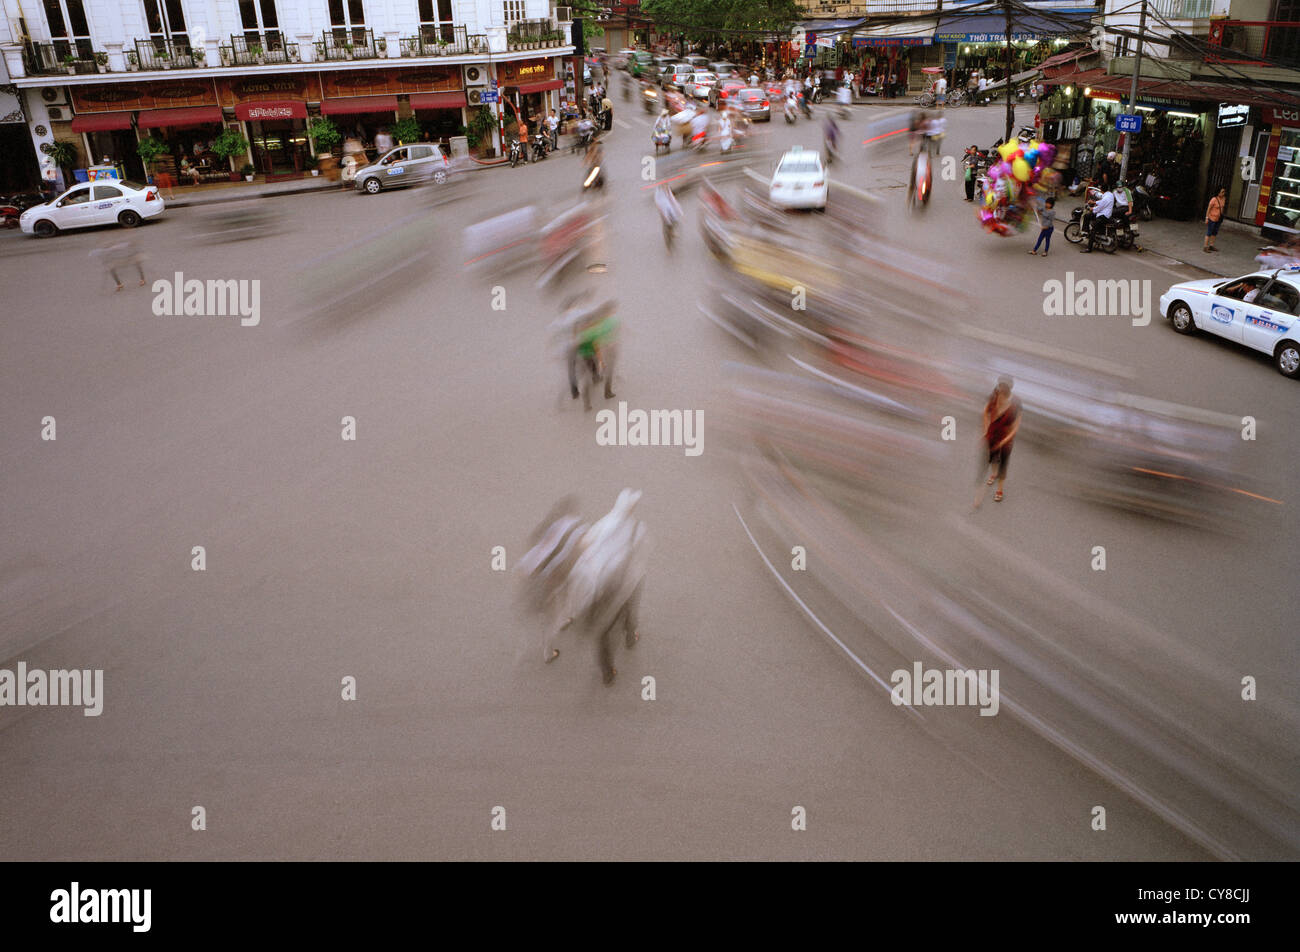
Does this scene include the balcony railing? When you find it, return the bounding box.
[134,36,200,70]
[506,20,570,50]
[221,31,300,66]
[399,25,487,56]
[1207,19,1300,68]
[316,27,380,61]
[24,40,95,75]
[1150,0,1215,18]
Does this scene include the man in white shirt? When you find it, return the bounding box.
[375,127,394,153]
[1081,188,1116,253]
[934,75,947,108]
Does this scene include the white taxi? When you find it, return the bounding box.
[21,179,164,237]
[769,146,827,211]
[1160,268,1300,378]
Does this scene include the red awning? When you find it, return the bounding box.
[516,79,564,94]
[136,106,224,128]
[409,91,467,110]
[1037,47,1097,75]
[235,100,308,121]
[320,95,399,115]
[70,113,133,132]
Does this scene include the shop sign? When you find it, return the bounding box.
[242,104,297,120]
[500,59,553,83]
[852,37,933,48]
[72,80,218,113]
[938,32,1044,43]
[1217,102,1249,128]
[1267,106,1300,127]
[218,75,313,106]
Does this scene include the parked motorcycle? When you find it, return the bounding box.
[531,131,550,161]
[1131,181,1155,221]
[509,138,525,168]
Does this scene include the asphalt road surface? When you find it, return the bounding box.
[1,96,1295,860]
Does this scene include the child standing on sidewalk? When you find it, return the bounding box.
[1029,197,1055,256]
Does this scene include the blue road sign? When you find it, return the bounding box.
[480,90,498,103]
[1115,114,1142,133]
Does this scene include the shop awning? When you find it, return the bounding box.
[935,12,1091,43]
[852,18,938,48]
[1037,46,1097,74]
[320,95,399,116]
[516,79,564,94]
[798,18,868,34]
[70,113,133,132]
[1041,68,1300,110]
[235,100,307,121]
[408,91,467,110]
[136,106,224,128]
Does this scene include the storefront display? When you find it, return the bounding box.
[1265,128,1300,232]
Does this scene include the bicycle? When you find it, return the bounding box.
[914,91,935,108]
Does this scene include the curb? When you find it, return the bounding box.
[163,181,337,209]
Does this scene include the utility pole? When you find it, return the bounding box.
[1004,0,1014,143]
[1119,0,1148,184]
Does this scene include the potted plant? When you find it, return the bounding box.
[157,49,171,69]
[192,47,205,65]
[376,36,387,54]
[465,105,496,156]
[343,42,354,60]
[220,45,232,66]
[306,116,341,155]
[63,53,76,74]
[126,51,139,71]
[135,137,168,180]
[94,51,108,72]
[211,127,251,181]
[392,116,421,145]
[306,153,320,176]
[42,139,78,182]
[437,38,450,54]
[249,43,265,65]
[240,162,255,182]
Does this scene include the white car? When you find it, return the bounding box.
[769,146,827,211]
[690,72,717,100]
[1161,268,1300,378]
[21,179,164,237]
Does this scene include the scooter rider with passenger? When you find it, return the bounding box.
[1080,186,1117,253]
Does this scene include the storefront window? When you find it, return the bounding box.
[419,0,455,43]
[143,0,189,46]
[1267,129,1300,230]
[329,0,367,44]
[43,0,93,59]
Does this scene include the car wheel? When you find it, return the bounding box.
[433,169,447,185]
[1063,221,1082,244]
[1276,340,1300,378]
[364,178,382,194]
[1169,302,1196,335]
[32,219,56,238]
[117,209,141,227]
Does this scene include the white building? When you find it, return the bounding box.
[0,0,578,186]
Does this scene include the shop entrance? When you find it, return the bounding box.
[250,118,309,176]
[85,128,146,181]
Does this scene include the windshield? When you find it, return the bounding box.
[779,158,820,175]
[122,181,148,191]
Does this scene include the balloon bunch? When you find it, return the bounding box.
[979,139,1058,236]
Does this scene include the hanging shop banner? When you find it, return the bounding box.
[71,80,218,114]
[1267,105,1300,127]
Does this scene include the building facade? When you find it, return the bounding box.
[0,0,577,188]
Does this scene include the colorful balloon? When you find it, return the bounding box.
[1012,158,1031,182]
[997,140,1017,161]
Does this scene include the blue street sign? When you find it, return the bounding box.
[1115,114,1142,133]
[480,90,498,103]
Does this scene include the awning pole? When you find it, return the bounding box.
[1004,0,1014,143]
[1119,0,1147,184]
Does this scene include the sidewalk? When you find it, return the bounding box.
[1128,215,1265,278]
[160,175,336,209]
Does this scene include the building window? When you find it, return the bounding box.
[239,0,286,50]
[503,0,525,26]
[329,0,367,44]
[42,0,92,59]
[143,0,189,47]
[419,0,455,43]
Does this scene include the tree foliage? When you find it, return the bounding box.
[640,0,802,45]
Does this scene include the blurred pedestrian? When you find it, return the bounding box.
[1029,196,1055,256]
[963,144,979,201]
[601,93,613,130]
[976,377,1021,506]
[90,238,145,292]
[547,110,559,150]
[375,127,394,154]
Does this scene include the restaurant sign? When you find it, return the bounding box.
[500,58,555,83]
[72,80,218,113]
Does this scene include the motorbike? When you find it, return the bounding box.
[509,138,525,168]
[909,149,932,208]
[642,84,660,114]
[583,162,605,192]
[652,129,671,154]
[1063,209,1118,253]
[799,90,813,119]
[1113,211,1140,250]
[531,131,550,161]
[784,96,797,124]
[1131,182,1154,221]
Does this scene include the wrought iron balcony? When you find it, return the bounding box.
[24,40,95,75]
[1149,0,1215,19]
[1207,19,1300,69]
[316,27,380,61]
[399,25,476,56]
[221,32,300,66]
[134,36,200,70]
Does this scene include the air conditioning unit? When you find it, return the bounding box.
[467,88,487,106]
[40,86,69,107]
[463,64,487,87]
[46,105,67,120]
[557,6,573,21]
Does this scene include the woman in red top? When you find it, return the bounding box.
[979,376,1020,504]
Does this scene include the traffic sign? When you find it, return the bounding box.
[1115,114,1142,133]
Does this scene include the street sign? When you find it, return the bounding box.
[1115,114,1142,133]
[480,90,498,103]
[1217,102,1249,129]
